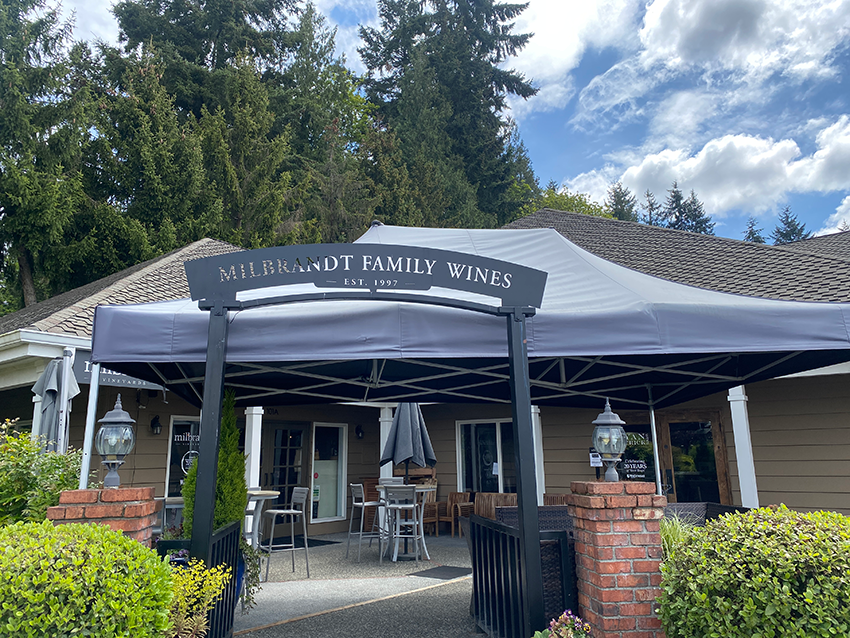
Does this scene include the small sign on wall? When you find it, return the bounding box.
[589,447,602,467]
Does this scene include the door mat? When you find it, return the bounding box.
[409,566,472,580]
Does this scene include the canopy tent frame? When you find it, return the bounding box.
[176,246,551,637]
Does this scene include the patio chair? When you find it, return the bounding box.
[381,484,422,563]
[447,492,471,537]
[260,487,310,581]
[346,483,382,561]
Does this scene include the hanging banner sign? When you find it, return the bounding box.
[184,243,548,308]
[73,350,162,390]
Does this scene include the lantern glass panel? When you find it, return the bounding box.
[593,424,627,456]
[95,424,136,457]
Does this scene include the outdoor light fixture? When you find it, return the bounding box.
[592,399,627,482]
[95,395,136,488]
[355,425,364,440]
[150,415,162,436]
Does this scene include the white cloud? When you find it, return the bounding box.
[63,0,120,45]
[568,115,850,217]
[818,196,850,235]
[574,0,850,127]
[647,89,718,148]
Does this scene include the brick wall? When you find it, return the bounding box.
[566,481,666,638]
[47,487,161,547]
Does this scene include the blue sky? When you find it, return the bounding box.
[64,0,850,241]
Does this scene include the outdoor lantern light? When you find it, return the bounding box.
[150,415,162,436]
[95,394,136,488]
[592,398,627,482]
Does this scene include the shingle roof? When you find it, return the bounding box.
[784,230,850,260]
[505,209,850,302]
[0,239,241,338]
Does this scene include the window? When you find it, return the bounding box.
[165,416,201,498]
[456,420,516,493]
[310,423,348,521]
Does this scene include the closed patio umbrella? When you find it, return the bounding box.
[31,357,80,453]
[380,403,437,482]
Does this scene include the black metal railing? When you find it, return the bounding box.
[207,521,241,638]
[470,514,577,638]
[155,521,241,638]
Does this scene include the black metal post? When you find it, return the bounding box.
[504,307,545,635]
[190,302,230,563]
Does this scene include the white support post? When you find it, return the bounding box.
[79,363,101,490]
[728,385,759,508]
[244,406,264,541]
[531,406,544,505]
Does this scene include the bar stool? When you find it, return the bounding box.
[260,487,310,580]
[382,484,422,563]
[346,483,382,561]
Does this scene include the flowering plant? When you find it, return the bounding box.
[532,610,592,638]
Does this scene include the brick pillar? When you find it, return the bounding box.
[47,487,161,547]
[566,481,666,638]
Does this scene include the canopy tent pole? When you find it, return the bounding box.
[379,407,394,481]
[531,406,545,505]
[190,303,231,563]
[505,307,545,635]
[79,363,101,490]
[728,385,760,508]
[647,386,663,497]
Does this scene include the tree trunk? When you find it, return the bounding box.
[16,247,37,307]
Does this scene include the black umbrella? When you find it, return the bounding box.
[380,403,437,482]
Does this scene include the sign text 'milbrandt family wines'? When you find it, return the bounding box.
[185,244,548,308]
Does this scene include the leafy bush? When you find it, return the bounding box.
[657,505,850,638]
[0,418,89,524]
[0,520,172,637]
[167,558,231,638]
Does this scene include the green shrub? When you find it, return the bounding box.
[181,390,247,537]
[659,513,695,559]
[657,505,850,638]
[0,520,172,637]
[0,418,89,524]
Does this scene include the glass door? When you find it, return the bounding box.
[310,423,348,522]
[457,420,516,493]
[260,422,306,507]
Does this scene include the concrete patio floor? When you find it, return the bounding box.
[234,530,480,637]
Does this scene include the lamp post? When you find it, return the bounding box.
[592,399,627,482]
[95,395,136,488]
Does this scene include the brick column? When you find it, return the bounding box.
[47,487,161,547]
[566,481,666,638]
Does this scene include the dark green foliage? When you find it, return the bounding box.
[360,0,537,227]
[743,216,766,243]
[770,206,811,245]
[181,389,247,537]
[657,506,850,638]
[660,182,714,234]
[605,182,639,222]
[0,520,172,637]
[641,189,662,226]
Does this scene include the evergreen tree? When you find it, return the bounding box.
[641,189,662,226]
[359,0,537,227]
[770,206,811,245]
[742,216,766,243]
[182,390,247,537]
[604,182,639,222]
[663,182,714,234]
[0,0,88,307]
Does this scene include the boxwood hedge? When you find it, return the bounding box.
[657,505,850,638]
[0,520,172,637]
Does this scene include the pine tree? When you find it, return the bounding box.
[605,182,639,222]
[770,206,811,245]
[359,0,537,227]
[0,0,88,307]
[663,183,714,234]
[641,190,663,226]
[743,217,766,243]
